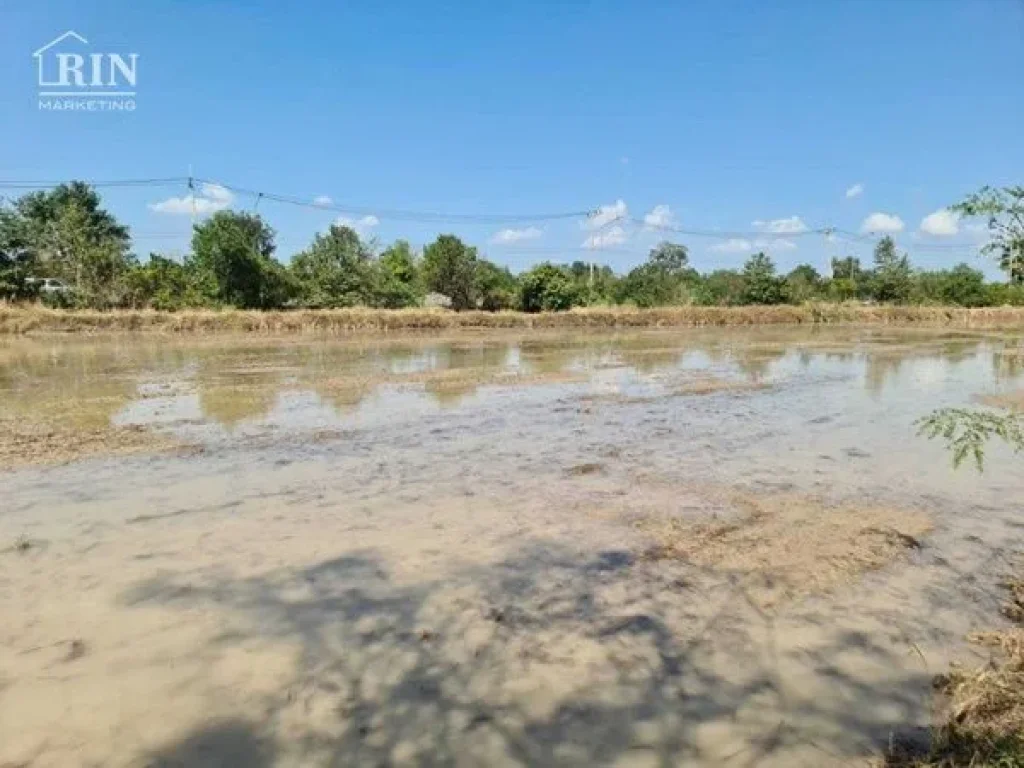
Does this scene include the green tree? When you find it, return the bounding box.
[421,235,478,310]
[475,259,518,311]
[784,264,823,303]
[871,236,912,303]
[518,263,581,312]
[828,256,863,301]
[190,211,292,309]
[647,241,689,273]
[693,270,746,306]
[830,256,862,281]
[952,186,1024,283]
[0,182,134,306]
[124,254,203,310]
[938,264,988,307]
[291,225,375,308]
[568,261,618,305]
[741,252,785,305]
[0,203,34,300]
[617,242,694,307]
[371,240,423,309]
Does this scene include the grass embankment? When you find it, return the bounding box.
[5,304,1024,335]
[885,573,1024,767]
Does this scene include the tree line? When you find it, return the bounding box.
[1,181,1022,312]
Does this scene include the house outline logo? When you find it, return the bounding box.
[33,30,139,112]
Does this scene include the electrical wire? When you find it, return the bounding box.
[192,178,594,224]
[0,176,997,257]
[0,177,187,189]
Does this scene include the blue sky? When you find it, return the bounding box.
[1,0,1022,276]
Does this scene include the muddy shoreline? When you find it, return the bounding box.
[2,326,1023,766]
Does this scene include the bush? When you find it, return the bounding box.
[518,263,581,312]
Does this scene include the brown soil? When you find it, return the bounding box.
[314,367,586,400]
[977,390,1024,411]
[671,375,771,396]
[0,417,182,468]
[579,374,770,406]
[638,490,932,606]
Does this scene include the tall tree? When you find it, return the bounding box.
[421,235,478,310]
[871,235,912,303]
[741,252,785,305]
[831,256,862,281]
[474,259,518,311]
[190,211,291,309]
[784,264,823,303]
[291,225,374,308]
[617,242,693,307]
[647,241,689,274]
[0,182,134,305]
[952,186,1024,284]
[373,240,423,308]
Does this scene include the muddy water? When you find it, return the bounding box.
[2,326,1024,767]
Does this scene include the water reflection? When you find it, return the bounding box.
[1,328,1022,434]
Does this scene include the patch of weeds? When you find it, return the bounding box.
[567,462,605,476]
[883,573,1024,767]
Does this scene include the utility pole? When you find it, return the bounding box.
[188,164,196,229]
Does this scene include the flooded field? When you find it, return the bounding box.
[2,326,1024,767]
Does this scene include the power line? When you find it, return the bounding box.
[192,178,594,224]
[0,175,595,224]
[634,217,827,240]
[0,177,187,189]
[0,176,996,256]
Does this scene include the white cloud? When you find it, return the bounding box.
[490,226,542,244]
[149,182,234,215]
[711,237,796,253]
[845,183,864,199]
[313,195,333,207]
[761,238,797,251]
[751,215,808,234]
[202,183,232,203]
[585,199,628,229]
[148,196,205,215]
[860,212,905,234]
[712,239,752,253]
[582,225,627,250]
[335,214,380,235]
[643,204,676,229]
[919,208,959,237]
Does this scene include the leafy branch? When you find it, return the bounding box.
[916,408,1024,471]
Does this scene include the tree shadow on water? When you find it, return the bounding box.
[124,542,935,767]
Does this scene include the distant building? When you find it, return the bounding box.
[423,292,452,309]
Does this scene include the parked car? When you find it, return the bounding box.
[25,277,72,295]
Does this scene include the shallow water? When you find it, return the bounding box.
[2,326,1023,767]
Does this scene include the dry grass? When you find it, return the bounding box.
[6,304,1024,335]
[638,490,932,606]
[883,573,1024,767]
[578,374,770,406]
[0,416,184,469]
[978,390,1024,411]
[671,375,771,396]
[312,367,586,403]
